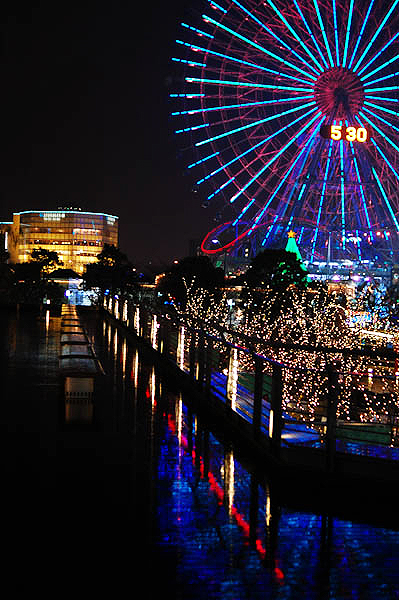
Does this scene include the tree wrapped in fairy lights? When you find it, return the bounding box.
[171,0,399,264]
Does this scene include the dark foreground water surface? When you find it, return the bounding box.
[2,306,399,599]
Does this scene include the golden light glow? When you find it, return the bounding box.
[330,125,368,143]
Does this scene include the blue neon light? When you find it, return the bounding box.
[208,0,227,13]
[332,0,340,67]
[188,152,219,169]
[361,53,399,82]
[175,123,209,134]
[358,31,399,76]
[364,101,399,118]
[260,123,322,246]
[169,93,205,98]
[197,106,318,187]
[311,141,333,262]
[365,95,399,103]
[348,0,375,68]
[342,0,354,67]
[230,109,322,204]
[340,140,346,250]
[293,0,329,69]
[232,198,256,226]
[352,0,399,73]
[195,100,316,147]
[263,0,323,72]
[181,22,213,39]
[363,70,399,87]
[176,39,316,86]
[372,167,399,232]
[186,76,313,93]
[171,57,206,68]
[241,113,323,223]
[201,14,317,80]
[312,0,334,67]
[261,214,279,245]
[350,144,373,240]
[355,229,362,261]
[230,0,321,75]
[172,96,314,117]
[362,106,399,135]
[207,176,236,200]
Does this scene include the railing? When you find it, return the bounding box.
[102,295,399,468]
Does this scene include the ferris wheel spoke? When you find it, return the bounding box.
[230,110,323,205]
[365,86,399,93]
[187,151,220,170]
[292,0,329,69]
[230,0,322,75]
[232,197,256,226]
[363,101,399,118]
[264,124,322,243]
[360,53,399,83]
[342,0,354,68]
[172,0,399,260]
[247,118,325,236]
[172,96,314,117]
[350,145,373,239]
[352,0,399,73]
[372,168,399,232]
[193,100,316,148]
[363,70,399,88]
[368,137,399,183]
[186,76,313,93]
[311,141,333,262]
[332,0,340,67]
[196,105,320,187]
[339,140,346,250]
[361,106,399,135]
[207,0,227,13]
[347,0,375,69]
[357,32,399,78]
[258,0,324,73]
[201,13,318,81]
[312,0,334,67]
[176,39,315,86]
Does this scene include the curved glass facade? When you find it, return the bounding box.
[2,210,118,274]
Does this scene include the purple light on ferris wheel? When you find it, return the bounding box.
[171,0,399,263]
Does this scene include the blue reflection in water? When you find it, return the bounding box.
[156,394,399,599]
[86,314,399,599]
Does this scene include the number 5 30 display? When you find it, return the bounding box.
[320,125,369,143]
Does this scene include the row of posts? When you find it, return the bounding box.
[104,295,338,471]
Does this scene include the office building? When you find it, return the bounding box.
[0,209,118,274]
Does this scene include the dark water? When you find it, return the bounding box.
[2,307,399,599]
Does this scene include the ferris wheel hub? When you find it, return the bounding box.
[314,67,364,119]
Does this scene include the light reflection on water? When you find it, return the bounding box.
[92,314,399,600]
[2,308,399,598]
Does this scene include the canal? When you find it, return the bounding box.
[2,306,399,598]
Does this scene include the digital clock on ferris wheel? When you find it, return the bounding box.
[320,125,369,143]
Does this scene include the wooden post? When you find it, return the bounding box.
[189,332,196,380]
[197,332,206,390]
[270,363,283,457]
[205,337,213,396]
[253,355,264,438]
[326,365,338,473]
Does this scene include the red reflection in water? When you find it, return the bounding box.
[165,408,280,575]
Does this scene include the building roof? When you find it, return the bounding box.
[15,210,118,219]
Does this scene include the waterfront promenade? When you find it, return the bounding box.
[102,296,399,503]
[3,304,399,598]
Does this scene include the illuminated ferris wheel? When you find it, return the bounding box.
[171,0,399,264]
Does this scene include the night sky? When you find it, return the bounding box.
[0,0,211,267]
